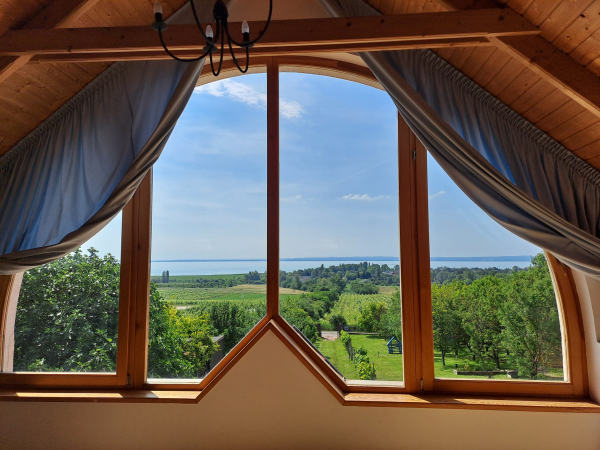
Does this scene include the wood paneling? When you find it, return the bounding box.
[0,0,188,156]
[3,0,600,163]
[368,0,600,163]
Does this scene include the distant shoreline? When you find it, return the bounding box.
[152,256,533,263]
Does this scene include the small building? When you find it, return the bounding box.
[387,336,402,354]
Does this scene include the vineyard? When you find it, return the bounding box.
[329,292,396,327]
[157,284,304,307]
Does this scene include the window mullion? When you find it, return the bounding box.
[266,58,280,319]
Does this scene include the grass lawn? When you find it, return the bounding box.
[316,334,404,381]
[316,334,564,382]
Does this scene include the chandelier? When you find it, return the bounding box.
[152,0,273,75]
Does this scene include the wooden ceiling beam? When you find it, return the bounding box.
[30,37,494,63]
[438,0,600,120]
[0,10,537,57]
[0,0,101,83]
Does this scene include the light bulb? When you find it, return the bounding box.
[206,25,214,39]
[154,1,163,15]
[242,21,250,34]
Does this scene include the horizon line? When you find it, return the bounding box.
[151,255,534,263]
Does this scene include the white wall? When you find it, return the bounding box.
[2,330,599,450]
[572,271,600,402]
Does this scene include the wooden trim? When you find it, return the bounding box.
[415,139,435,392]
[267,58,279,319]
[0,11,537,57]
[0,274,22,372]
[128,172,153,389]
[343,392,600,413]
[397,114,420,393]
[0,389,200,403]
[1,385,598,412]
[546,253,589,397]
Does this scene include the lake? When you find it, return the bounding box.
[150,258,533,276]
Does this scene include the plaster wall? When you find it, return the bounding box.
[572,271,600,403]
[1,330,599,450]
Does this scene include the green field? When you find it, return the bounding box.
[151,273,247,283]
[316,334,564,381]
[156,283,304,307]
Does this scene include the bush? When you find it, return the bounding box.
[328,313,347,330]
[281,306,318,343]
[357,361,376,380]
[339,331,352,348]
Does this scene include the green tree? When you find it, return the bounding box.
[380,288,402,340]
[350,280,379,295]
[280,305,318,342]
[500,254,562,378]
[14,248,120,372]
[431,283,465,366]
[460,277,505,370]
[357,301,387,333]
[147,284,217,378]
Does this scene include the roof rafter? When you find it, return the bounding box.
[0,0,101,83]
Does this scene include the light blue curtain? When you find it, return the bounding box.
[321,0,600,278]
[0,59,204,273]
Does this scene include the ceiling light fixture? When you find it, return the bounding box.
[152,0,273,76]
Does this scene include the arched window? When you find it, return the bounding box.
[0,57,588,402]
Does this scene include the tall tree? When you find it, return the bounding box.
[500,255,562,378]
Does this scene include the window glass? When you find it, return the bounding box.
[279,73,403,383]
[427,153,564,381]
[11,214,122,373]
[147,74,267,381]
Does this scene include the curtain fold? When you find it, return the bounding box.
[0,58,204,274]
[320,0,600,279]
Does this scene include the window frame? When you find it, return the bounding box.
[0,56,589,402]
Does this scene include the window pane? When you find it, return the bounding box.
[147,74,267,381]
[11,214,122,373]
[427,153,564,381]
[279,73,403,384]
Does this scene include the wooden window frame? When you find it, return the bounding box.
[0,56,591,405]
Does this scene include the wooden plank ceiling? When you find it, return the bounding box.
[368,0,600,168]
[1,0,600,170]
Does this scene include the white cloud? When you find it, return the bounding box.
[280,99,303,119]
[280,195,302,202]
[342,194,390,201]
[428,191,445,201]
[194,79,303,119]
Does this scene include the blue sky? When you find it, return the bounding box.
[85,72,540,260]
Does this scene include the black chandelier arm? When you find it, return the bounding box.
[209,20,225,76]
[158,28,213,62]
[227,32,249,74]
[222,0,272,48]
[188,0,220,46]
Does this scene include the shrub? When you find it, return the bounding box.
[357,361,376,380]
[328,313,347,330]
